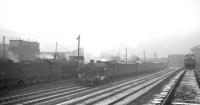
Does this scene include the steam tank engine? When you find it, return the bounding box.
[184,54,196,69]
[78,60,108,85]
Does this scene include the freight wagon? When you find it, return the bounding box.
[0,58,78,88]
[168,54,184,68]
[78,60,167,86]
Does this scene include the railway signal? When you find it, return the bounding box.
[77,35,80,64]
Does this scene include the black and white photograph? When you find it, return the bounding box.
[0,0,200,105]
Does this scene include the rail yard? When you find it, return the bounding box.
[1,37,200,105]
[1,67,200,105]
[2,67,200,105]
[1,0,200,104]
[0,68,179,105]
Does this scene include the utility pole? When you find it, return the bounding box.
[143,50,146,62]
[77,35,80,64]
[143,50,146,70]
[56,42,58,53]
[54,42,58,59]
[125,48,127,62]
[3,36,5,58]
[153,52,157,62]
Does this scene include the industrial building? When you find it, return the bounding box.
[40,48,85,63]
[168,54,185,68]
[191,45,200,67]
[0,39,40,61]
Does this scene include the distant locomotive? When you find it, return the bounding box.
[0,58,78,88]
[78,60,167,86]
[184,54,196,69]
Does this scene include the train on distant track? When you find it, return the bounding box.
[184,54,196,69]
[0,58,78,88]
[78,60,167,85]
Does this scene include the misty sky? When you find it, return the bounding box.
[0,0,200,58]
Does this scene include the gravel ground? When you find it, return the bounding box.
[127,70,178,105]
[172,70,200,104]
[195,69,200,87]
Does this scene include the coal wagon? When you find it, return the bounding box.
[0,58,78,88]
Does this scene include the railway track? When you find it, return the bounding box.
[37,70,174,105]
[0,82,76,101]
[194,69,200,87]
[0,83,89,105]
[148,69,200,105]
[55,69,178,105]
[172,69,200,104]
[0,69,176,105]
[148,69,185,105]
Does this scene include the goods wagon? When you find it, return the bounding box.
[0,58,23,87]
[60,62,79,78]
[0,58,78,88]
[78,60,167,86]
[184,54,196,69]
[168,54,184,68]
[21,60,53,84]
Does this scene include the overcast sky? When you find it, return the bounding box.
[0,0,200,58]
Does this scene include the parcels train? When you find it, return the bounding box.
[78,60,167,85]
[0,58,78,88]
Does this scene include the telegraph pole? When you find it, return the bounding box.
[143,50,146,71]
[56,42,58,53]
[54,42,58,59]
[153,52,157,62]
[143,50,146,62]
[3,36,5,58]
[77,35,80,63]
[125,48,127,62]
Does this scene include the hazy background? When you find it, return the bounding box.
[0,0,200,59]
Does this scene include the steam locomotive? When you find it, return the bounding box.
[0,58,78,88]
[78,60,167,86]
[184,54,196,69]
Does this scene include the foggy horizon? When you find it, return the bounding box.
[0,0,200,59]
